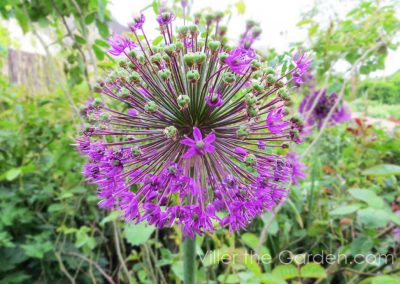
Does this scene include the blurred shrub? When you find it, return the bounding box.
[357,71,400,104]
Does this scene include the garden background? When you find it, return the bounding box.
[0,0,400,283]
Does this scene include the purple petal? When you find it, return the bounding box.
[182,148,197,158]
[180,138,196,147]
[193,127,202,141]
[204,133,216,144]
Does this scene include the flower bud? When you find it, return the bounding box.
[267,74,275,83]
[117,88,130,99]
[188,24,199,35]
[158,69,171,80]
[245,93,257,106]
[244,154,257,166]
[183,53,196,67]
[222,72,236,84]
[263,67,275,75]
[208,40,221,53]
[194,52,206,65]
[164,126,178,139]
[251,60,262,71]
[150,53,162,64]
[236,125,250,139]
[128,71,141,84]
[165,44,176,56]
[177,95,190,109]
[187,70,200,83]
[219,52,229,64]
[145,101,157,113]
[132,147,142,157]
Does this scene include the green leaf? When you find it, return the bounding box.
[350,236,373,255]
[92,44,105,60]
[85,12,96,25]
[124,223,155,246]
[272,264,298,280]
[330,204,362,215]
[96,20,110,39]
[300,263,326,279]
[15,8,29,33]
[21,242,53,259]
[360,275,400,284]
[74,34,86,45]
[217,274,240,284]
[242,233,259,250]
[152,0,160,14]
[260,273,287,284]
[235,0,246,14]
[357,208,392,228]
[362,164,400,176]
[97,0,106,22]
[152,35,164,46]
[95,39,110,48]
[202,246,229,267]
[243,253,262,276]
[349,188,385,208]
[4,168,22,181]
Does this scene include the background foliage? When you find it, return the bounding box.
[0,0,399,283]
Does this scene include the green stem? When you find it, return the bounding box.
[183,236,196,284]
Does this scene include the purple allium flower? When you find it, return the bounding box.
[293,52,311,75]
[180,127,216,158]
[205,88,223,107]
[129,13,146,31]
[107,34,136,56]
[286,152,307,184]
[156,11,176,26]
[76,10,306,237]
[299,89,351,129]
[267,107,289,133]
[225,47,256,75]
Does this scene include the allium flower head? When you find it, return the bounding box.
[286,152,307,185]
[299,89,351,129]
[77,9,306,237]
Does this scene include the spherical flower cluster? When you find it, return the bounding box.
[76,10,308,237]
[299,89,351,129]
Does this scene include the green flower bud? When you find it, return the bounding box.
[118,59,128,68]
[244,154,257,166]
[218,26,228,36]
[117,88,130,99]
[158,69,171,80]
[236,125,250,139]
[222,72,236,84]
[291,114,304,127]
[275,80,284,88]
[187,70,200,83]
[177,26,189,36]
[219,52,229,64]
[164,126,178,139]
[278,89,289,100]
[252,82,263,93]
[175,42,183,51]
[246,19,259,29]
[132,147,142,157]
[150,53,162,64]
[165,44,176,56]
[162,54,171,63]
[267,74,276,83]
[247,106,258,118]
[263,67,275,75]
[128,50,137,58]
[99,112,110,122]
[252,71,262,79]
[208,40,221,53]
[251,60,262,71]
[128,71,141,84]
[194,52,206,65]
[245,93,258,106]
[205,13,215,24]
[177,95,190,109]
[138,54,146,64]
[145,101,157,112]
[215,11,224,21]
[92,98,103,108]
[188,24,199,34]
[183,53,196,67]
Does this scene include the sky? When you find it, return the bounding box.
[4,0,399,77]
